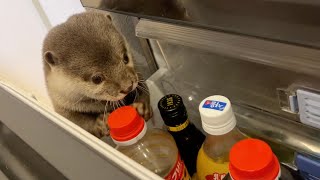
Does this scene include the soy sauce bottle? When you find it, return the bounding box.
[158,94,206,176]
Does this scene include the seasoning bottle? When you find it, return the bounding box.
[197,95,246,180]
[108,106,191,180]
[223,138,298,180]
[158,94,206,176]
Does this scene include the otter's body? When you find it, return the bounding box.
[42,11,151,138]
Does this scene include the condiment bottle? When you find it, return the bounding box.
[108,106,191,180]
[224,138,297,180]
[197,95,246,180]
[158,94,205,176]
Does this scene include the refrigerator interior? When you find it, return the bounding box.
[0,0,320,179]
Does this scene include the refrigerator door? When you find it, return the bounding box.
[0,82,162,180]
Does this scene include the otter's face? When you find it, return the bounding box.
[43,12,140,102]
[85,46,139,101]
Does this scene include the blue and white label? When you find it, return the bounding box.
[202,100,227,111]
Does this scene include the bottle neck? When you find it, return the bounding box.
[206,124,243,137]
[166,118,190,133]
[203,127,245,151]
[112,122,147,146]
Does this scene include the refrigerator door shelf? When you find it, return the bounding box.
[0,82,162,180]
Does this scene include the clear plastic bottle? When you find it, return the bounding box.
[197,95,246,180]
[108,106,191,180]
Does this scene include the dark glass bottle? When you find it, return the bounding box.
[158,94,206,176]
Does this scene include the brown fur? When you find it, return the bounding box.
[42,11,151,138]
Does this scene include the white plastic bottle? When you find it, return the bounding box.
[197,95,246,180]
[108,106,191,180]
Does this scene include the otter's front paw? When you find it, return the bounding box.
[132,102,153,121]
[91,114,109,138]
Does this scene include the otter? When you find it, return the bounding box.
[42,11,152,138]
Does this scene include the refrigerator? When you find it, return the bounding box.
[0,0,319,179]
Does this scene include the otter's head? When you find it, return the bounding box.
[43,12,139,101]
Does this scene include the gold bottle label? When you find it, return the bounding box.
[167,120,190,132]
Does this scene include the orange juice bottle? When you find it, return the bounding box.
[197,95,246,180]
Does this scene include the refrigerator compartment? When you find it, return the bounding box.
[2,1,320,179]
[147,69,320,161]
[148,40,320,123]
[144,39,320,166]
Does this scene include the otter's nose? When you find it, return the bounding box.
[120,82,133,94]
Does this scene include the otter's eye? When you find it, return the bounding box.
[123,53,129,64]
[91,75,104,84]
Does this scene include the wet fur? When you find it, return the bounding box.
[42,11,151,138]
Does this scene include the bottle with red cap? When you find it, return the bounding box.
[223,138,297,180]
[227,138,281,180]
[107,106,191,180]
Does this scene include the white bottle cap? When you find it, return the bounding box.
[199,95,236,135]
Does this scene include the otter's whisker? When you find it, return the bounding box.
[111,101,116,111]
[138,82,148,89]
[138,82,149,89]
[120,99,125,106]
[103,101,109,123]
[137,87,149,96]
[72,95,86,106]
[134,64,146,67]
[138,80,147,86]
[137,85,150,95]
[116,101,121,109]
[114,101,117,109]
[107,101,111,110]
[133,89,138,102]
[138,79,148,85]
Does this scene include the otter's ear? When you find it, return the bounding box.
[44,51,59,66]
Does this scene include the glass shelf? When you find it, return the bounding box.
[81,0,320,49]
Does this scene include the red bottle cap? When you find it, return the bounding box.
[108,106,145,142]
[229,138,280,180]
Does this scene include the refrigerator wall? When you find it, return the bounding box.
[1,0,320,179]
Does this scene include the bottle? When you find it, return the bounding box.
[197,95,246,180]
[158,94,206,176]
[223,138,297,180]
[107,106,191,180]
